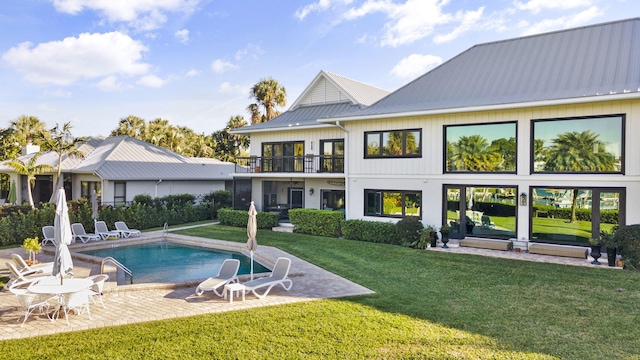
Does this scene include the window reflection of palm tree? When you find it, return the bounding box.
[544,130,616,222]
[450,135,501,171]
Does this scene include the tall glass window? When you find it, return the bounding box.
[444,122,516,173]
[262,141,304,172]
[320,139,344,173]
[531,115,624,173]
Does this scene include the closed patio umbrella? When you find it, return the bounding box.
[52,187,73,285]
[91,190,98,227]
[246,201,258,280]
[7,180,16,205]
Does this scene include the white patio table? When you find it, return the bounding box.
[27,277,93,321]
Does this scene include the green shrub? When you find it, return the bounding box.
[341,220,396,244]
[395,217,424,247]
[217,208,279,229]
[411,225,437,250]
[203,190,232,218]
[615,224,640,271]
[132,194,153,206]
[288,209,343,237]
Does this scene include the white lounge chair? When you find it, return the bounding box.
[114,221,141,238]
[11,254,53,276]
[195,259,240,296]
[71,223,101,243]
[94,221,120,240]
[41,225,56,246]
[5,262,50,285]
[86,274,109,308]
[8,281,55,327]
[243,257,293,300]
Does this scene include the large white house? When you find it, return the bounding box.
[0,136,235,205]
[233,18,640,247]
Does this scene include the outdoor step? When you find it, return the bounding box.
[272,226,294,233]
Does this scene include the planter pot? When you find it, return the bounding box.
[430,236,437,248]
[590,245,602,265]
[607,248,617,267]
[440,231,450,248]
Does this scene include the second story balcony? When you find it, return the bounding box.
[235,155,344,174]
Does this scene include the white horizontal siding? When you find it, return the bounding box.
[298,78,347,106]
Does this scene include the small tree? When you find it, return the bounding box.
[5,152,54,208]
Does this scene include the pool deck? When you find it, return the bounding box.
[0,225,616,340]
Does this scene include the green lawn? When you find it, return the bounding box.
[1,225,639,359]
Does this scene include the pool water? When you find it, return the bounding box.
[80,242,269,284]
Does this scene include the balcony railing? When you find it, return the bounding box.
[235,155,344,174]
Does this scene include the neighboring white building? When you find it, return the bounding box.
[0,136,235,205]
[234,18,640,246]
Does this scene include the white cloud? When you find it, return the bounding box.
[295,0,353,20]
[186,69,199,77]
[433,7,484,44]
[514,0,593,14]
[137,74,166,87]
[96,75,124,91]
[51,0,199,31]
[174,29,189,44]
[521,6,603,35]
[211,59,237,73]
[44,89,72,98]
[391,54,442,80]
[235,43,264,61]
[218,82,245,95]
[1,31,150,86]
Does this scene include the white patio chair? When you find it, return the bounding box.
[41,225,56,246]
[86,274,109,308]
[71,223,101,243]
[114,221,141,238]
[195,259,240,297]
[5,262,50,286]
[59,289,91,325]
[9,281,55,327]
[94,221,120,240]
[243,257,293,300]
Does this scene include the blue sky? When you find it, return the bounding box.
[0,0,636,137]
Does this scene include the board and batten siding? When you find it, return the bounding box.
[298,77,349,106]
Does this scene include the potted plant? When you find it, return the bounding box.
[440,223,450,248]
[21,237,42,265]
[411,226,436,250]
[599,228,620,267]
[588,236,603,265]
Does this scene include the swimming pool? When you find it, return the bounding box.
[80,241,269,284]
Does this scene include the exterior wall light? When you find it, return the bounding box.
[520,192,527,206]
[309,188,314,196]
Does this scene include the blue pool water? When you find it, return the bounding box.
[80,242,269,284]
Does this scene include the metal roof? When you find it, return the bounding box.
[0,136,235,181]
[233,70,389,134]
[324,18,640,121]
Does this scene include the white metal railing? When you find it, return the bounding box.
[101,256,133,284]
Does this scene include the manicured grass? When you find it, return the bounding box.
[1,225,639,359]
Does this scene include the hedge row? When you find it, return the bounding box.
[340,219,397,244]
[217,209,280,229]
[288,209,343,237]
[0,196,218,247]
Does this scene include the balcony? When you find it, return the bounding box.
[235,155,344,174]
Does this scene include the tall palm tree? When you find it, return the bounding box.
[544,130,617,222]
[450,135,501,171]
[111,115,147,138]
[10,115,48,146]
[248,77,286,123]
[38,122,86,199]
[246,103,262,125]
[5,152,54,208]
[212,115,249,162]
[147,118,171,146]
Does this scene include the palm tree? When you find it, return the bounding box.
[212,115,250,162]
[38,122,85,198]
[450,135,501,171]
[147,118,171,146]
[111,115,147,138]
[248,77,286,123]
[246,103,262,125]
[544,130,617,222]
[5,152,53,208]
[10,115,47,146]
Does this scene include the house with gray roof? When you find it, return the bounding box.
[231,70,389,215]
[234,18,639,249]
[0,136,235,206]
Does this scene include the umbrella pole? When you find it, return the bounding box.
[250,251,254,280]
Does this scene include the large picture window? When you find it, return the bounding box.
[531,115,624,174]
[261,141,304,172]
[365,129,421,158]
[531,187,624,245]
[444,122,516,173]
[365,189,421,218]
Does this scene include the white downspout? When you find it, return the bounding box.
[335,121,349,219]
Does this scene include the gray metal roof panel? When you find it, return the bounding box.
[332,18,640,118]
[322,71,390,106]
